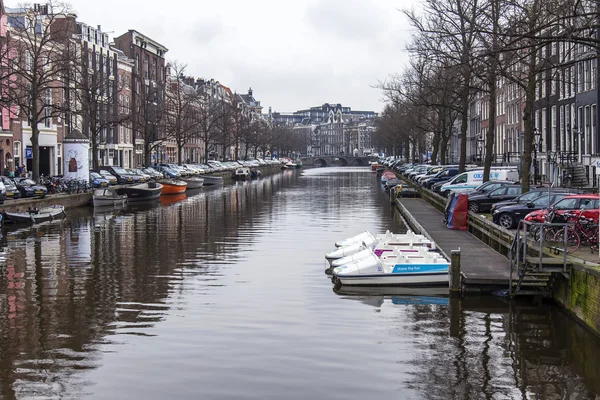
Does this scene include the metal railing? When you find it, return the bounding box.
[509,219,571,295]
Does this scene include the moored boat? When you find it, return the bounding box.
[182,177,204,189]
[160,180,187,195]
[92,188,127,207]
[116,182,163,201]
[3,205,66,224]
[198,175,224,186]
[332,247,449,287]
[234,167,250,181]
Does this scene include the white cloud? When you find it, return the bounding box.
[40,0,416,113]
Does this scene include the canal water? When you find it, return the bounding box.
[0,167,599,399]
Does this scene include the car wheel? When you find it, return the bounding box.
[468,201,480,213]
[498,213,515,229]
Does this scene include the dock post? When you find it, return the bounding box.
[450,249,461,295]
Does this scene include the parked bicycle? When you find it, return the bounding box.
[551,210,599,253]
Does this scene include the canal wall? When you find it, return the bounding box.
[395,176,600,336]
[553,266,600,336]
[0,165,284,213]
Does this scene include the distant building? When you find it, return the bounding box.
[273,103,377,156]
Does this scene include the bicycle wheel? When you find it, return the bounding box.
[553,228,580,253]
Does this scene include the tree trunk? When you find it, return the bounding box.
[440,136,449,165]
[484,80,497,183]
[92,131,99,171]
[31,123,40,181]
[459,95,469,173]
[431,131,440,165]
[521,51,537,194]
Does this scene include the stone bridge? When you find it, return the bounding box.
[299,155,373,167]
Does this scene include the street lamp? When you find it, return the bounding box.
[477,135,484,165]
[533,128,542,184]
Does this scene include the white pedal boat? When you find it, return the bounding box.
[330,243,431,268]
[326,230,433,265]
[332,247,449,287]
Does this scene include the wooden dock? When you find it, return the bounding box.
[396,198,511,289]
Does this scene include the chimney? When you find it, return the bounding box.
[97,25,102,32]
[248,87,253,97]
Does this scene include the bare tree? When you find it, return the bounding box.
[195,94,224,163]
[132,78,166,167]
[405,0,482,172]
[2,2,75,180]
[163,62,198,165]
[70,52,130,170]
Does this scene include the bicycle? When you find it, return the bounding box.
[552,210,599,253]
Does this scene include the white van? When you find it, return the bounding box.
[440,169,519,196]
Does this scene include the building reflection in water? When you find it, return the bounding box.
[0,172,290,399]
[336,289,600,399]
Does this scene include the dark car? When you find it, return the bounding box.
[492,193,571,229]
[384,178,401,191]
[0,176,21,199]
[13,177,47,198]
[105,166,136,184]
[423,168,460,189]
[467,185,522,213]
[463,180,518,196]
[490,187,584,214]
[432,179,453,193]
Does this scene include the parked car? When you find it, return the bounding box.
[126,169,146,183]
[467,185,522,213]
[492,193,572,229]
[440,169,520,196]
[152,165,180,178]
[490,188,583,214]
[523,194,600,224]
[13,177,47,198]
[142,167,163,179]
[90,172,110,188]
[105,167,136,184]
[0,176,20,199]
[98,170,118,185]
[422,168,460,189]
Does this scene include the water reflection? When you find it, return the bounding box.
[0,167,597,399]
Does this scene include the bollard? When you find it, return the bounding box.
[450,249,461,295]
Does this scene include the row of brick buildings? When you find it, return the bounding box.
[0,1,265,177]
[441,41,600,188]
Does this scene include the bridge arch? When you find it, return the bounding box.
[332,157,349,166]
[351,158,366,166]
[313,158,328,167]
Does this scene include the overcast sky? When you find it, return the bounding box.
[29,0,416,113]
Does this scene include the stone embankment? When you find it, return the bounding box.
[0,164,284,213]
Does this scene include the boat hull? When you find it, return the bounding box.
[334,272,449,286]
[160,181,187,195]
[93,197,127,207]
[3,205,66,224]
[198,175,224,186]
[183,178,204,189]
[116,183,162,201]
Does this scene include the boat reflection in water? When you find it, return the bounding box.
[160,193,187,206]
[334,286,449,307]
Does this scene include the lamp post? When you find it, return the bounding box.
[533,128,542,185]
[477,135,484,166]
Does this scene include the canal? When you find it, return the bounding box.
[0,167,599,399]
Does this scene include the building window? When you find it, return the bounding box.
[119,125,124,143]
[44,89,51,128]
[13,141,20,158]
